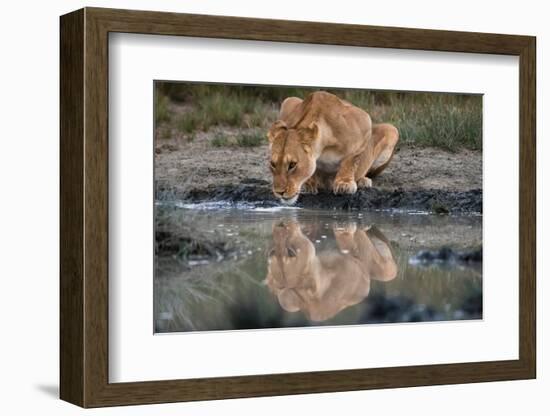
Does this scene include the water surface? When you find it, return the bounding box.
[154,204,482,333]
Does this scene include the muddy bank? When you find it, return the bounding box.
[155,132,482,214]
[158,181,482,214]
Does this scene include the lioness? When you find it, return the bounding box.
[267,91,399,204]
[265,220,397,322]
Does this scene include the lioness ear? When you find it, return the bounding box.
[267,120,287,143]
[299,122,319,144]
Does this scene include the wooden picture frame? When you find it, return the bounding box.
[60,7,536,408]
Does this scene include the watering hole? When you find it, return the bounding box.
[154,203,482,333]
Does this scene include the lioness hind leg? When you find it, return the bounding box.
[362,227,398,282]
[351,143,376,189]
[354,123,399,186]
[368,123,399,178]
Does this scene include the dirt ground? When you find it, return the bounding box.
[155,128,482,213]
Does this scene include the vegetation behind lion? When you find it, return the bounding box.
[155,82,481,152]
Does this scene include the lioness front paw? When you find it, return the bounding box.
[302,178,319,194]
[357,177,372,188]
[333,179,357,194]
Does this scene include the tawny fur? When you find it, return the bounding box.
[265,220,397,321]
[267,91,399,202]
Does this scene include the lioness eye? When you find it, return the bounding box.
[270,161,276,170]
[288,161,297,171]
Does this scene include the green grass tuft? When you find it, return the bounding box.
[155,92,171,124]
[211,134,229,147]
[211,132,264,148]
[157,82,483,152]
[176,92,275,133]
[235,132,264,147]
[177,114,201,134]
[375,94,483,152]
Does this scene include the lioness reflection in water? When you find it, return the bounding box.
[265,220,397,322]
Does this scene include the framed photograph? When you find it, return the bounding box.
[60,7,536,408]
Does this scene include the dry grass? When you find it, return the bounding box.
[155,83,482,152]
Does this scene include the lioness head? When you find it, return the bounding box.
[267,120,318,204]
[265,220,369,322]
[266,220,317,293]
[265,220,321,314]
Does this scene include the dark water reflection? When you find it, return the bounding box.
[154,204,482,333]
